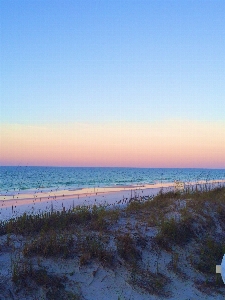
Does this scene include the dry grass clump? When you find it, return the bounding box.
[194,237,225,274]
[12,263,81,299]
[126,199,144,213]
[125,193,177,228]
[12,258,63,288]
[88,205,108,231]
[153,187,225,251]
[154,215,195,250]
[217,205,225,230]
[151,191,180,205]
[166,252,188,280]
[183,187,225,211]
[134,234,148,249]
[0,204,120,237]
[23,231,74,258]
[0,207,92,235]
[116,233,141,264]
[194,276,225,295]
[78,234,114,267]
[129,266,171,297]
[126,191,177,213]
[0,205,109,236]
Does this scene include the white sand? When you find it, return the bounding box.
[0,181,225,299]
[0,180,224,221]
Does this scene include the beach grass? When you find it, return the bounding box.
[1,186,225,299]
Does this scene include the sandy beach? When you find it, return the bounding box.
[0,183,225,299]
[1,180,225,221]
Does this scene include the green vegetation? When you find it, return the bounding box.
[0,205,99,235]
[195,237,225,274]
[116,233,141,264]
[78,234,115,267]
[1,186,225,298]
[129,266,171,297]
[11,261,81,299]
[154,215,195,249]
[23,231,74,258]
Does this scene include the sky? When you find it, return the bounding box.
[0,0,225,168]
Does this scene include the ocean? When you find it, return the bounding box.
[0,166,225,195]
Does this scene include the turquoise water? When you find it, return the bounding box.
[0,167,225,194]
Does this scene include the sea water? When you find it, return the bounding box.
[0,166,225,195]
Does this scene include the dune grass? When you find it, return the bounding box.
[116,233,141,265]
[1,185,225,298]
[23,231,74,258]
[129,265,171,297]
[11,262,81,299]
[78,233,115,267]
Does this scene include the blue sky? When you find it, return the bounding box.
[1,0,224,125]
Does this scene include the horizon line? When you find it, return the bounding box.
[1,165,225,170]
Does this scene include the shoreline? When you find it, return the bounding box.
[1,179,225,201]
[0,179,225,222]
[0,184,225,299]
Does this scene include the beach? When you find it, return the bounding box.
[0,183,225,299]
[1,179,225,221]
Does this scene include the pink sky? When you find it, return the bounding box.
[1,120,225,168]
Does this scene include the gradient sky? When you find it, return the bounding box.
[1,0,225,167]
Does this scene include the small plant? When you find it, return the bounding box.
[23,232,74,258]
[11,260,20,284]
[116,233,141,264]
[11,257,34,285]
[6,233,11,246]
[126,198,142,212]
[195,275,225,294]
[79,252,91,266]
[155,215,195,249]
[129,266,171,296]
[172,252,179,269]
[195,238,225,274]
[79,234,114,267]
